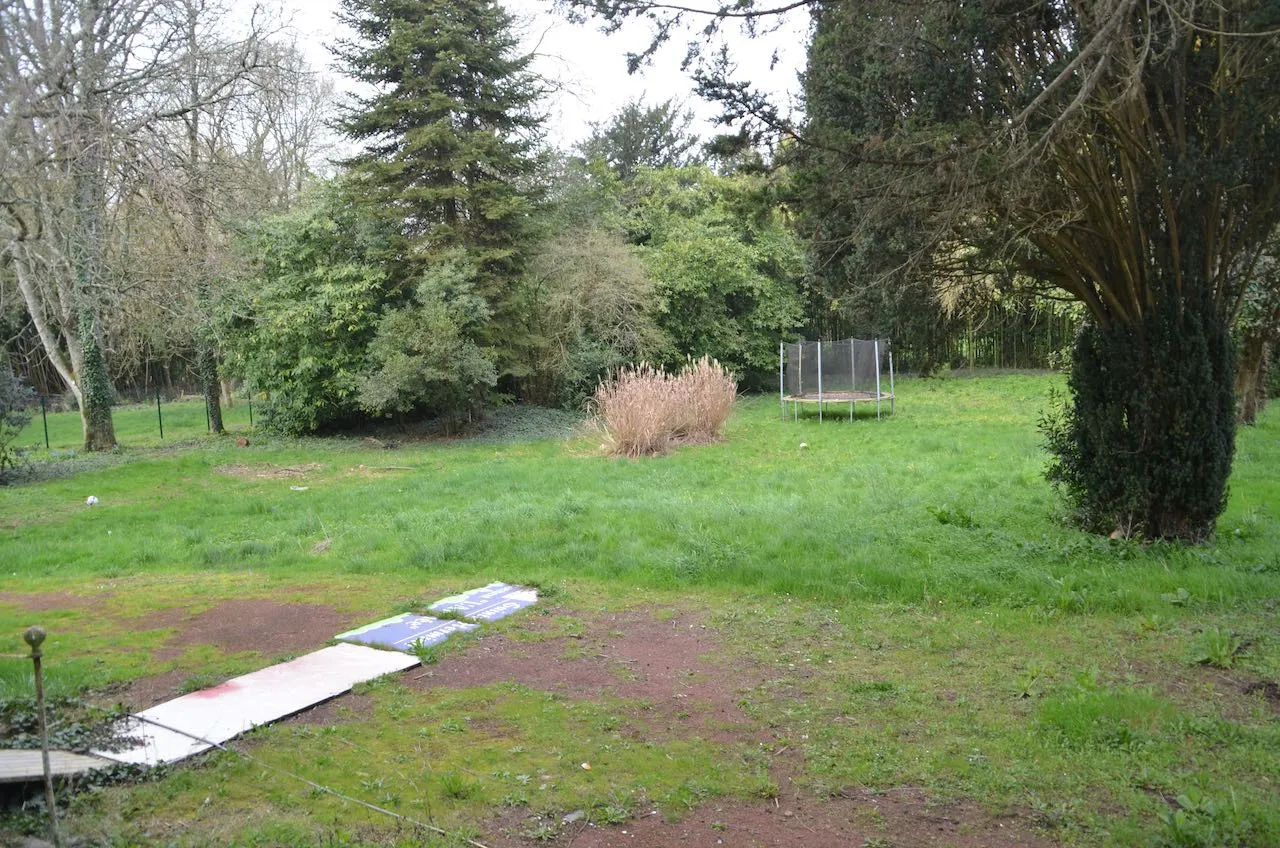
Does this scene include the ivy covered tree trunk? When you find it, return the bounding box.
[70,97,117,452]
[185,7,223,437]
[78,311,117,451]
[1235,242,1280,426]
[198,334,224,434]
[1235,336,1270,426]
[1046,299,1236,541]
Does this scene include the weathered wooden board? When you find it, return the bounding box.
[0,749,111,784]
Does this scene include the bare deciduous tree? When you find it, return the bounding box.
[0,0,272,448]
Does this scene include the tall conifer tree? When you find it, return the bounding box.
[334,0,544,309]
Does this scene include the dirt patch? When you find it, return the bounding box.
[0,590,110,612]
[340,463,414,479]
[111,601,362,709]
[1242,679,1280,712]
[456,609,1053,846]
[490,786,1054,847]
[156,599,358,657]
[288,692,377,726]
[1127,660,1280,723]
[213,462,323,480]
[409,611,759,743]
[126,606,191,631]
[113,669,190,711]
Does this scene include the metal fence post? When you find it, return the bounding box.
[156,385,164,440]
[40,395,50,449]
[25,626,64,848]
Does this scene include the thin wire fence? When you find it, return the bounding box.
[16,390,256,452]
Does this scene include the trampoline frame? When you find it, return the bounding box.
[779,338,896,422]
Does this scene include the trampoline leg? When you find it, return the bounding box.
[778,341,785,421]
[850,400,854,422]
[889,351,896,416]
[817,343,823,422]
[874,339,882,420]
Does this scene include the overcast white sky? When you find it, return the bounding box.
[268,0,810,150]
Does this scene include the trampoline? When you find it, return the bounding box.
[780,338,895,421]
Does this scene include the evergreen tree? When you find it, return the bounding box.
[788,0,1280,540]
[334,0,545,395]
[578,98,699,181]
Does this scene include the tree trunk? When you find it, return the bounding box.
[186,7,223,436]
[68,21,117,452]
[12,255,83,410]
[199,333,224,434]
[1236,335,1269,425]
[78,311,116,450]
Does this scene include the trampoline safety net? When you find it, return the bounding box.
[780,338,895,419]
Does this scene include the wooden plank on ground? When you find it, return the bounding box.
[0,750,112,784]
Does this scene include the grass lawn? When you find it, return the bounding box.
[1,373,1277,847]
[14,396,254,453]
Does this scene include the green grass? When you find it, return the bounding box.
[14,396,254,452]
[2,373,1278,846]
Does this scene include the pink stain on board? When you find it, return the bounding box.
[189,681,241,699]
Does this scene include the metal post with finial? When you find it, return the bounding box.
[24,626,64,848]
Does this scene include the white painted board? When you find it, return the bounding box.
[94,643,418,766]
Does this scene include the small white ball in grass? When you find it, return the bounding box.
[799,443,808,450]
[85,495,99,506]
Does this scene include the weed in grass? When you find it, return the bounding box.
[1157,788,1278,848]
[1053,575,1093,613]
[591,794,633,825]
[1249,555,1280,574]
[927,504,978,528]
[411,639,440,665]
[438,770,479,800]
[1138,613,1171,633]
[1188,627,1244,669]
[1015,664,1049,699]
[521,819,559,840]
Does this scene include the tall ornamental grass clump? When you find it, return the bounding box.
[594,356,736,457]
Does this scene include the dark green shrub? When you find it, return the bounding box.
[1042,299,1235,541]
[357,252,496,430]
[0,357,34,483]
[224,191,388,436]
